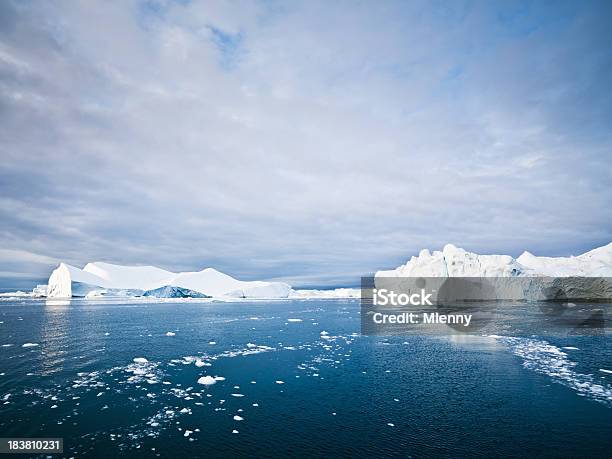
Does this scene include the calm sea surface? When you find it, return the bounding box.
[0,298,611,458]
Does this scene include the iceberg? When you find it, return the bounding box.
[375,243,612,300]
[46,262,291,299]
[376,243,612,278]
[376,244,526,277]
[289,288,361,299]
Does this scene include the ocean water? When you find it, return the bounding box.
[0,298,611,458]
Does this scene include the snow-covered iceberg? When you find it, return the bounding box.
[376,243,612,278]
[46,262,291,299]
[375,243,612,300]
[517,243,612,277]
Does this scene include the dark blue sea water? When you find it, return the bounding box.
[0,298,611,458]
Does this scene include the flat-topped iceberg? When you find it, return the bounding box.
[46,262,291,299]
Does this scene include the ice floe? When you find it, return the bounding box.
[491,336,612,405]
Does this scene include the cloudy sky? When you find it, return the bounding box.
[1,0,611,288]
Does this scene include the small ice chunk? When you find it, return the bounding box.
[231,394,244,397]
[246,343,257,348]
[599,369,612,374]
[166,332,176,337]
[233,415,243,421]
[22,343,39,348]
[183,430,192,437]
[287,319,302,322]
[133,357,148,364]
[275,380,284,384]
[214,376,225,381]
[387,423,395,427]
[209,341,216,345]
[194,360,207,367]
[197,376,217,386]
[563,346,579,350]
[232,429,239,434]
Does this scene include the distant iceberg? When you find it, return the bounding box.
[289,288,361,299]
[46,262,291,299]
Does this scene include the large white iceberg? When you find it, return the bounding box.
[375,243,612,300]
[376,243,612,278]
[46,262,291,299]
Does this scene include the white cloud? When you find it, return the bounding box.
[0,1,610,286]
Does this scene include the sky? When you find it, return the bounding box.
[0,0,611,288]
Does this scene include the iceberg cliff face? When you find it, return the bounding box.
[46,262,291,299]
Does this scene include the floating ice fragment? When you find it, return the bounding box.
[600,369,612,374]
[232,430,239,434]
[233,415,243,421]
[166,332,176,337]
[287,319,302,322]
[387,423,395,427]
[22,343,39,348]
[275,380,284,384]
[197,376,217,386]
[231,394,244,397]
[133,357,148,364]
[183,430,192,437]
